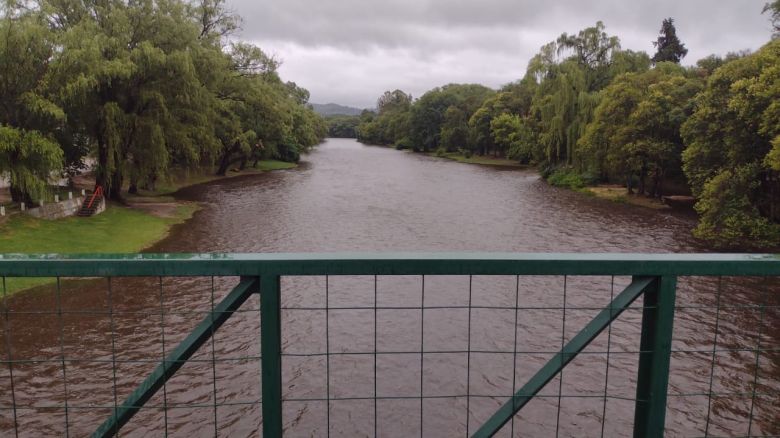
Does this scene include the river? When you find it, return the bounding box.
[1,138,777,436]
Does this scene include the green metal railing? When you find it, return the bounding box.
[0,253,778,437]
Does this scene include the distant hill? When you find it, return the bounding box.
[310,103,365,116]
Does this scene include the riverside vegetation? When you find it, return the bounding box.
[0,0,327,205]
[355,9,780,248]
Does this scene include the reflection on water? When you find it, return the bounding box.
[1,139,778,436]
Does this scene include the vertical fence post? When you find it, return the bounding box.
[260,274,283,437]
[633,275,677,438]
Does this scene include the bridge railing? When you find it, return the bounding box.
[0,253,778,437]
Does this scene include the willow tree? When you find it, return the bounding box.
[0,13,64,202]
[43,0,214,199]
[525,22,648,167]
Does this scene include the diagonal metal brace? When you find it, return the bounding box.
[471,276,656,438]
[92,276,260,438]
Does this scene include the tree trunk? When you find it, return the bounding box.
[216,151,232,176]
[128,175,138,194]
[144,174,157,192]
[638,166,647,196]
[9,184,32,204]
[95,138,110,198]
[109,170,123,202]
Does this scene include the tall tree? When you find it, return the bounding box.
[651,18,688,64]
[0,13,64,202]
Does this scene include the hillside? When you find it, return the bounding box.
[311,102,365,116]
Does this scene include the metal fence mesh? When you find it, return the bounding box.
[0,273,777,437]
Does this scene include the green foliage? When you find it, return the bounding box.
[682,39,780,245]
[489,113,535,163]
[765,1,780,38]
[546,168,588,189]
[394,137,413,150]
[0,14,64,202]
[0,126,63,202]
[580,65,702,196]
[0,0,325,200]
[356,90,412,145]
[692,166,780,247]
[408,84,494,152]
[325,115,360,138]
[652,18,688,64]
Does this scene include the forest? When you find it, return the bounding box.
[356,6,780,248]
[0,0,327,202]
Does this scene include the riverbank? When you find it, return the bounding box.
[0,160,298,295]
[428,151,526,168]
[129,160,297,196]
[545,168,672,210]
[583,185,670,210]
[1,204,197,293]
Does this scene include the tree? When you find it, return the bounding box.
[681,39,780,246]
[765,1,780,38]
[556,21,621,69]
[377,90,412,115]
[652,18,688,64]
[0,13,64,202]
[407,84,493,152]
[525,22,649,168]
[0,126,63,203]
[440,106,468,152]
[579,64,701,195]
[489,113,536,162]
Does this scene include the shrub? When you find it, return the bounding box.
[546,168,587,190]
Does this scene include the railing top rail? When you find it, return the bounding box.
[1,252,779,277]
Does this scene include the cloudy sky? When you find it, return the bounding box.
[232,0,775,109]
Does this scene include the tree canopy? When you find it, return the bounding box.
[652,18,688,64]
[0,0,325,201]
[356,13,780,247]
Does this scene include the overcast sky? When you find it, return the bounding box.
[232,0,775,109]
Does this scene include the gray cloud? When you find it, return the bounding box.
[231,0,774,108]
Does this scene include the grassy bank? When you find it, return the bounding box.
[1,204,198,294]
[545,168,669,210]
[137,160,297,196]
[1,159,297,295]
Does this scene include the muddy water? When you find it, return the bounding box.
[1,138,778,437]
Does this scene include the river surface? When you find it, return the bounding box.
[1,138,778,437]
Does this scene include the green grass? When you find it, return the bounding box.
[0,203,197,294]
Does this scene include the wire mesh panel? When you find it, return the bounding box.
[0,254,778,437]
[0,275,263,437]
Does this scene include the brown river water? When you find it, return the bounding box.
[1,138,778,437]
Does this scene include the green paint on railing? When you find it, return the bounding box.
[0,253,777,437]
[1,253,780,277]
[471,276,655,438]
[91,277,259,438]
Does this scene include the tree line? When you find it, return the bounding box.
[357,9,780,248]
[0,0,327,202]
